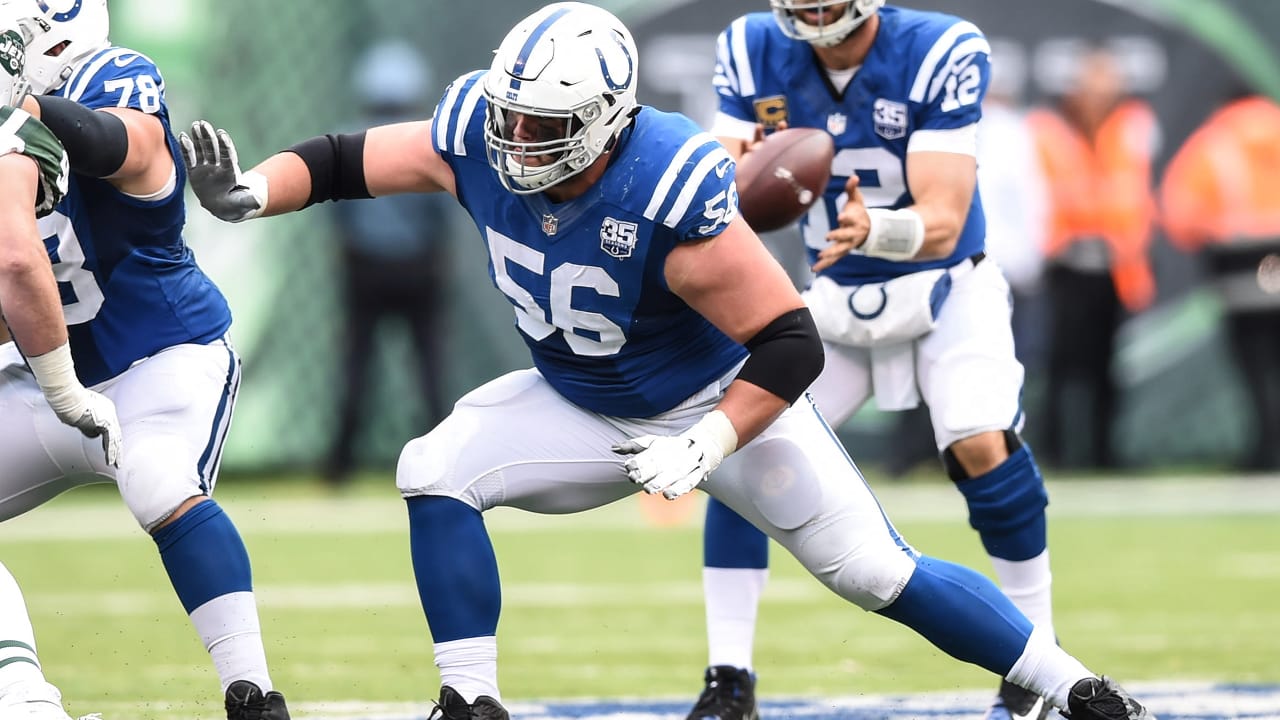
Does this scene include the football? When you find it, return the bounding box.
[734,127,835,233]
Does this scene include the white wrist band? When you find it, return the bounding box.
[26,341,86,415]
[863,208,925,261]
[237,170,269,221]
[689,409,739,458]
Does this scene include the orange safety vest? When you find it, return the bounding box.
[1027,100,1158,311]
[1160,96,1280,249]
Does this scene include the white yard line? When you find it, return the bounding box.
[2,476,1279,542]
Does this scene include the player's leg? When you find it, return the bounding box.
[0,561,76,720]
[707,396,1153,720]
[0,347,116,522]
[106,338,288,719]
[694,341,871,720]
[919,259,1055,719]
[396,368,646,718]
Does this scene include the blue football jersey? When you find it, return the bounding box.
[432,71,747,417]
[38,47,232,386]
[714,6,990,283]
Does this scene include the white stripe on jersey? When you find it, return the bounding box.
[909,21,983,103]
[643,132,719,222]
[924,36,992,104]
[662,145,732,229]
[63,48,157,103]
[728,16,755,97]
[714,29,738,95]
[0,107,31,155]
[907,124,978,156]
[433,71,483,156]
[451,77,487,157]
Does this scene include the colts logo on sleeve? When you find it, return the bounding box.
[753,96,788,128]
[873,98,908,140]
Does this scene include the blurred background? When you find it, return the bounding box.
[110,0,1280,479]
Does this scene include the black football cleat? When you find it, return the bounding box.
[686,666,759,720]
[429,686,510,720]
[224,680,290,720]
[985,678,1051,720]
[1065,676,1154,720]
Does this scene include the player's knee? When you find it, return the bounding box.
[117,447,205,530]
[953,443,1047,537]
[943,430,1010,479]
[795,517,917,610]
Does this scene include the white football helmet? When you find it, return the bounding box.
[482,2,639,194]
[0,5,31,105]
[0,0,109,95]
[771,0,883,48]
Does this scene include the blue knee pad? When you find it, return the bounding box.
[152,500,252,614]
[406,495,501,642]
[704,497,768,569]
[876,555,1032,676]
[954,445,1049,561]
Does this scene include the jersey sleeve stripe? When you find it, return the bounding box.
[0,107,31,155]
[63,48,151,103]
[907,124,978,155]
[924,37,991,104]
[728,16,755,97]
[714,30,739,95]
[433,71,484,156]
[908,21,983,103]
[643,132,718,221]
[451,78,487,157]
[662,144,732,228]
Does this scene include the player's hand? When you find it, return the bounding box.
[612,411,736,500]
[179,120,268,223]
[49,387,123,468]
[815,174,871,272]
[740,121,787,162]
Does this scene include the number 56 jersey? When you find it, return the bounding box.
[432,71,747,419]
[714,6,991,284]
[40,47,232,386]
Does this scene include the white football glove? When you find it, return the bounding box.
[27,344,123,468]
[179,120,268,223]
[613,410,738,500]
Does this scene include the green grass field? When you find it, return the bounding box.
[3,473,1279,719]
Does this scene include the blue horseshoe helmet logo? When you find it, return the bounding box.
[37,0,84,22]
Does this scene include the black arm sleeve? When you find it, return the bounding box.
[285,132,373,208]
[32,95,129,178]
[735,307,824,404]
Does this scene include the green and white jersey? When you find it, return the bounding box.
[0,104,70,217]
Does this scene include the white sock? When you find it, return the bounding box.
[190,592,271,693]
[1006,626,1092,710]
[435,636,499,703]
[990,550,1056,638]
[704,567,768,671]
[0,562,47,695]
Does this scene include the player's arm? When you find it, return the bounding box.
[665,216,822,448]
[21,95,172,197]
[182,119,456,223]
[903,147,977,257]
[0,152,69,356]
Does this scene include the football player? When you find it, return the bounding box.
[183,4,1152,720]
[694,3,1067,720]
[0,1,288,717]
[0,14,111,720]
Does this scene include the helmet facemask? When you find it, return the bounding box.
[770,0,884,48]
[484,92,604,195]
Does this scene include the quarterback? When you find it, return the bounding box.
[694,2,1067,720]
[184,4,1152,720]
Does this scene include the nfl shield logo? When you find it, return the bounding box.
[873,98,908,140]
[541,214,559,236]
[826,112,847,135]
